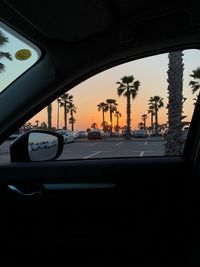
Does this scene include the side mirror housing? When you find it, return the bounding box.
[10,130,64,162]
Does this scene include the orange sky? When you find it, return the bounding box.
[29,49,200,131]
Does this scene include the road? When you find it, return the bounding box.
[0,137,165,162]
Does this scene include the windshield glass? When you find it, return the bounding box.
[0,21,40,93]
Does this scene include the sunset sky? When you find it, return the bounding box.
[30,49,200,131]
[1,21,200,131]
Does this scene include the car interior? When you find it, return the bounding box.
[1,0,200,265]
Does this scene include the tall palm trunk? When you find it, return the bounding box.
[151,113,154,128]
[155,107,158,134]
[109,108,113,135]
[71,110,74,131]
[102,110,105,131]
[126,89,131,139]
[143,118,146,129]
[47,104,52,129]
[165,51,184,155]
[116,116,119,131]
[64,102,68,130]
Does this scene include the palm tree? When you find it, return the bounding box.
[148,108,155,129]
[97,102,108,131]
[116,75,140,139]
[91,122,97,129]
[57,98,61,129]
[47,104,52,129]
[138,122,144,129]
[165,51,184,156]
[148,96,164,134]
[189,67,200,105]
[40,121,47,129]
[35,120,39,128]
[0,30,12,73]
[114,111,121,132]
[60,93,73,130]
[141,114,148,129]
[106,99,118,136]
[69,117,76,130]
[101,121,109,132]
[69,103,77,131]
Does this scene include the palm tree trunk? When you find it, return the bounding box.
[151,113,154,128]
[71,110,74,132]
[102,110,105,131]
[47,104,52,129]
[165,51,184,155]
[117,116,119,132]
[126,91,131,139]
[110,109,113,135]
[64,103,67,130]
[155,108,158,134]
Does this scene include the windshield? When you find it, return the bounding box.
[0,21,40,93]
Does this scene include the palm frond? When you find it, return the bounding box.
[118,87,125,96]
[116,81,124,86]
[133,80,140,88]
[189,67,200,79]
[0,62,5,73]
[0,31,8,47]
[131,90,138,99]
[189,80,200,94]
[106,99,117,105]
[121,75,134,84]
[0,51,12,60]
[97,102,108,111]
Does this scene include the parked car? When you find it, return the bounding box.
[28,142,39,152]
[112,131,121,137]
[56,130,75,143]
[77,130,88,138]
[134,129,147,138]
[0,1,200,266]
[72,131,79,139]
[88,130,103,140]
[122,130,135,137]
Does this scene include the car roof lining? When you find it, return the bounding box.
[3,0,200,44]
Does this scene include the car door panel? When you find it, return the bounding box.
[0,157,198,265]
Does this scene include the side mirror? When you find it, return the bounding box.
[10,130,64,162]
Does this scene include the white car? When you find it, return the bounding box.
[28,142,39,152]
[77,131,88,138]
[56,130,75,144]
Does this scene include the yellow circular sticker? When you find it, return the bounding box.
[15,49,32,60]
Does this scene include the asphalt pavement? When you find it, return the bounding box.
[59,137,165,160]
[0,137,165,162]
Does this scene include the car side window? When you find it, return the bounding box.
[1,49,199,162]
